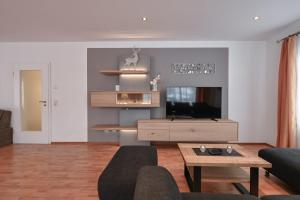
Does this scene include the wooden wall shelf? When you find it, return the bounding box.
[100,69,148,76]
[90,91,160,108]
[90,124,137,131]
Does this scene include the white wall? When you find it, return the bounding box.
[0,43,87,142]
[264,19,300,146]
[228,42,268,143]
[298,37,300,147]
[0,41,271,143]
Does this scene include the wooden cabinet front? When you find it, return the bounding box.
[90,91,116,107]
[169,122,238,141]
[137,119,238,142]
[138,129,170,141]
[138,122,169,130]
[151,92,160,107]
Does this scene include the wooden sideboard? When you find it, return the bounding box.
[137,119,238,142]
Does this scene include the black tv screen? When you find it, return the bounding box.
[166,87,222,119]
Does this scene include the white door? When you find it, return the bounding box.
[13,64,51,144]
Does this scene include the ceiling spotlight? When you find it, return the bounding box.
[142,17,147,22]
[253,16,260,21]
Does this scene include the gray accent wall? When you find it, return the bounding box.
[87,48,228,142]
[119,55,150,91]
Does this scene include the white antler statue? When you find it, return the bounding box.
[124,48,141,68]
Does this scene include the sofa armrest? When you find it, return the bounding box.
[98,146,157,200]
[0,127,13,146]
[0,110,12,128]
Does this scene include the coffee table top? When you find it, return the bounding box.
[178,143,271,168]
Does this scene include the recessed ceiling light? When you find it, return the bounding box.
[142,17,147,22]
[253,16,260,21]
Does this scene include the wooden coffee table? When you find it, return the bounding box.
[178,143,271,196]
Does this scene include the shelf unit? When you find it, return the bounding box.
[90,124,137,131]
[100,69,148,76]
[90,91,160,107]
[89,52,152,145]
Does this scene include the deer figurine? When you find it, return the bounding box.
[124,48,141,67]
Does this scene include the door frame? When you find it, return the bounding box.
[13,63,52,144]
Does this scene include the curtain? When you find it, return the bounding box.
[277,35,297,148]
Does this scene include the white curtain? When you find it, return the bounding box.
[297,36,300,147]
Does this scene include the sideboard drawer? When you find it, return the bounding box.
[138,123,169,130]
[169,122,238,141]
[138,129,170,141]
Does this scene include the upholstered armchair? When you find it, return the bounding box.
[0,110,13,147]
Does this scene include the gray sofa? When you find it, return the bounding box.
[261,196,300,200]
[134,166,300,200]
[0,109,13,147]
[259,148,300,193]
[98,146,300,200]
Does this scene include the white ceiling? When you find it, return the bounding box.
[0,0,300,42]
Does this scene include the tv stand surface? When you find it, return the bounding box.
[137,118,238,142]
[168,118,220,122]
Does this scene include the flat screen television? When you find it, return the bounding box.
[166,87,222,119]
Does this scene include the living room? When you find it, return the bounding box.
[0,0,300,199]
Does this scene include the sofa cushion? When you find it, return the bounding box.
[98,146,157,200]
[134,166,182,200]
[181,193,259,200]
[261,195,300,200]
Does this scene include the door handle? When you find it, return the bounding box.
[39,100,47,107]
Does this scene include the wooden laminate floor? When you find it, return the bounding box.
[0,143,293,200]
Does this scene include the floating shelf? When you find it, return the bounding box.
[90,124,137,131]
[90,91,160,108]
[100,69,148,76]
